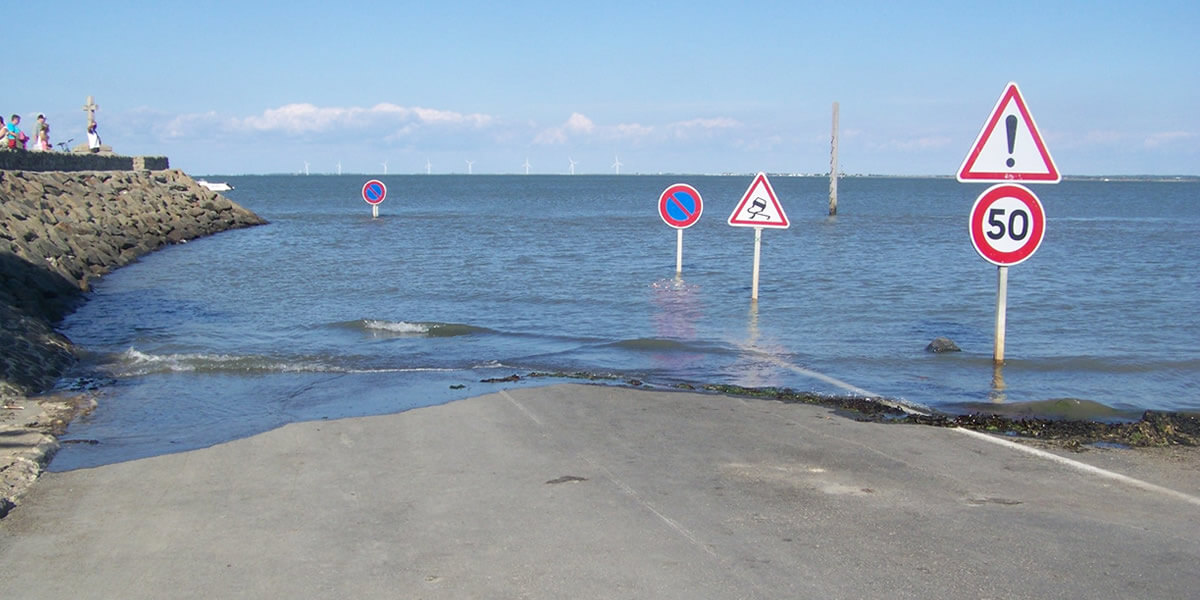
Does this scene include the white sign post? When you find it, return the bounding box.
[959,82,1058,364]
[728,172,789,300]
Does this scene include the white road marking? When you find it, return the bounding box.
[499,388,717,557]
[500,389,542,426]
[743,346,931,415]
[954,427,1200,507]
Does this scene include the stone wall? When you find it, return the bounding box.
[0,150,169,173]
[0,168,266,397]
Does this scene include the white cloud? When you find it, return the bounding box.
[535,113,739,145]
[614,122,654,138]
[238,103,494,135]
[139,102,759,173]
[535,112,596,144]
[408,106,492,127]
[1144,131,1195,148]
[565,112,594,133]
[668,117,738,136]
[533,128,567,145]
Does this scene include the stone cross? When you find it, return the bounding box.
[82,95,99,128]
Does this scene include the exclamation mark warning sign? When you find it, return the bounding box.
[1005,115,1018,168]
[957,82,1060,183]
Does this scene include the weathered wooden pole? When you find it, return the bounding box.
[829,101,839,216]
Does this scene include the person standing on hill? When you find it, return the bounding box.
[86,121,101,153]
[5,114,29,150]
[34,114,51,151]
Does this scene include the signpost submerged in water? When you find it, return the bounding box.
[658,183,703,275]
[362,179,386,218]
[969,183,1046,363]
[959,82,1059,365]
[728,172,789,300]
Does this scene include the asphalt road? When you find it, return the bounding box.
[2,384,1198,599]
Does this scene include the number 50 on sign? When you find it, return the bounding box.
[969,184,1045,267]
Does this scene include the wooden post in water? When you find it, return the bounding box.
[993,266,1009,363]
[829,101,839,216]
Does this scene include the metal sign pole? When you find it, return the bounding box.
[751,227,763,300]
[676,229,683,275]
[372,204,379,219]
[994,265,1009,363]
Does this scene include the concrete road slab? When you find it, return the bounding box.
[2,384,1198,599]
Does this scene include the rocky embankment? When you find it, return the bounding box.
[1,168,265,516]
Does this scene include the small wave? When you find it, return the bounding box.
[985,355,1200,374]
[950,397,1140,422]
[337,319,495,338]
[111,348,334,376]
[650,278,702,292]
[472,359,507,369]
[106,348,503,378]
[364,320,430,334]
[605,337,734,355]
[610,338,693,351]
[343,367,459,374]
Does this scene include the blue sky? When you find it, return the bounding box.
[7,1,1198,175]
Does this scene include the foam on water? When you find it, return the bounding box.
[106,348,473,377]
[111,348,333,376]
[363,319,430,334]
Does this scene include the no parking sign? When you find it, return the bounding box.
[362,179,386,218]
[659,184,703,229]
[658,183,703,275]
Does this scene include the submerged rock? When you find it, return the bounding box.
[925,337,961,353]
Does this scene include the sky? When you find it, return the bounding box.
[7,1,1198,176]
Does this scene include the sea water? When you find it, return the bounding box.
[49,175,1200,470]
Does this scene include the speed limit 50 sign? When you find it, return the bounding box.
[969,183,1045,266]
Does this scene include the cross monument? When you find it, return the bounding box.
[82,95,99,128]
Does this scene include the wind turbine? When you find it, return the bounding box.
[381,160,388,175]
[426,158,432,175]
[568,157,576,175]
[523,158,531,175]
[612,155,622,175]
[336,161,342,176]
[466,159,474,175]
[303,161,310,176]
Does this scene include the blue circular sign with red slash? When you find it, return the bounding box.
[658,183,703,229]
[362,179,387,205]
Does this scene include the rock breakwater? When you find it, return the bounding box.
[1,168,266,395]
[1,167,265,515]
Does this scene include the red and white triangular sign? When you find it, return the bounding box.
[958,82,1060,184]
[728,172,789,228]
